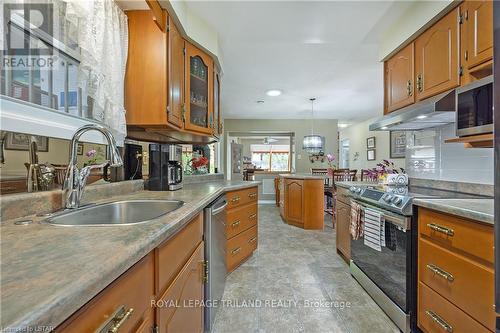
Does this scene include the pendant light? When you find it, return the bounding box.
[302,98,324,154]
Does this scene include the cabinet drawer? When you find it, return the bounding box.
[57,254,155,333]
[226,225,257,272]
[226,202,258,239]
[418,282,490,333]
[156,213,203,295]
[419,238,494,330]
[226,187,258,209]
[418,208,493,263]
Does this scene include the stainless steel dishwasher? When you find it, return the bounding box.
[204,195,227,332]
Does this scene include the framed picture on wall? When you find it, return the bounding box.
[5,133,49,152]
[390,131,406,158]
[77,143,84,155]
[367,149,376,161]
[366,137,376,149]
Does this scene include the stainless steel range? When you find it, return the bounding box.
[346,184,488,333]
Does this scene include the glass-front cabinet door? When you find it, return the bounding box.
[185,42,213,134]
[213,68,221,137]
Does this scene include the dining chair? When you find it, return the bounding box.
[330,169,357,228]
[360,169,378,182]
[311,168,334,220]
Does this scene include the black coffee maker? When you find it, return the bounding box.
[148,144,183,191]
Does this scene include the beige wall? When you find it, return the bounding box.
[224,119,338,176]
[339,117,405,172]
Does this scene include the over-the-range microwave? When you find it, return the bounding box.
[456,75,493,137]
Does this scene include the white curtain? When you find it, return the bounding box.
[60,0,128,142]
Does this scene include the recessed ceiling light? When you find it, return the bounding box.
[266,89,282,97]
[338,123,349,128]
[256,100,265,104]
[416,115,428,119]
[381,126,388,130]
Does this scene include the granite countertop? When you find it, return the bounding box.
[0,180,260,331]
[414,198,494,225]
[279,173,325,180]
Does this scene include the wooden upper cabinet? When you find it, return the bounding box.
[464,0,493,69]
[145,0,166,32]
[213,67,222,137]
[185,42,214,135]
[125,10,167,126]
[415,7,460,101]
[167,19,185,129]
[384,42,414,113]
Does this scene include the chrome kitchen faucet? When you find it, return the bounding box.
[62,124,123,209]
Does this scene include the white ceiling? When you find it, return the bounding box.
[184,1,413,122]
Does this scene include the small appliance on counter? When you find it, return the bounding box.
[148,144,183,191]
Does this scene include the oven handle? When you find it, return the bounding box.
[353,200,410,230]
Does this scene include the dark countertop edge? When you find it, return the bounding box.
[414,198,494,225]
[4,180,260,330]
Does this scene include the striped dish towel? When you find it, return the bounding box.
[350,200,363,240]
[363,208,385,252]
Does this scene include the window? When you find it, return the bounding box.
[181,143,219,175]
[1,5,91,119]
[250,144,290,172]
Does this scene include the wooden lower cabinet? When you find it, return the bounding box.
[225,186,259,272]
[56,213,205,333]
[56,254,155,333]
[335,199,351,262]
[418,207,494,332]
[280,176,324,230]
[156,242,205,333]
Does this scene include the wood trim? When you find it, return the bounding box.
[444,133,493,148]
[145,0,166,32]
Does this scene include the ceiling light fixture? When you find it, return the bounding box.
[256,100,265,104]
[338,123,349,129]
[381,126,388,130]
[302,98,324,154]
[416,115,428,119]
[266,89,282,97]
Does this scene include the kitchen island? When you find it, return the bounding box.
[277,173,324,230]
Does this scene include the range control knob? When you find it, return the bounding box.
[355,187,362,194]
[392,197,403,205]
[383,194,393,202]
[349,186,357,193]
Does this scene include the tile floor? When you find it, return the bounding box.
[212,204,400,333]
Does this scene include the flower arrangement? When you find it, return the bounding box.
[326,153,337,169]
[189,156,209,174]
[365,159,405,182]
[83,147,105,167]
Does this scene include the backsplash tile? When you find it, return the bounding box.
[406,124,494,184]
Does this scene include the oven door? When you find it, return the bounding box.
[351,202,411,313]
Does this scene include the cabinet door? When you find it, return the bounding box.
[415,7,460,101]
[157,242,205,333]
[335,201,351,260]
[285,180,303,224]
[213,68,221,137]
[167,19,184,129]
[465,0,493,69]
[125,11,167,126]
[385,43,414,113]
[185,42,214,135]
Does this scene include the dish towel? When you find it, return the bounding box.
[363,208,385,252]
[350,200,363,240]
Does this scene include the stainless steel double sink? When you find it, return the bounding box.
[43,200,184,226]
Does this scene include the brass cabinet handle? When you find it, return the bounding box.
[249,236,257,243]
[425,310,453,332]
[426,263,454,282]
[96,306,134,333]
[231,247,241,255]
[416,74,423,92]
[230,196,240,203]
[248,193,257,198]
[407,80,413,96]
[427,223,454,236]
[231,220,241,228]
[248,213,257,220]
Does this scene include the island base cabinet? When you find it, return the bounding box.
[156,242,205,333]
[335,200,351,262]
[55,253,155,333]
